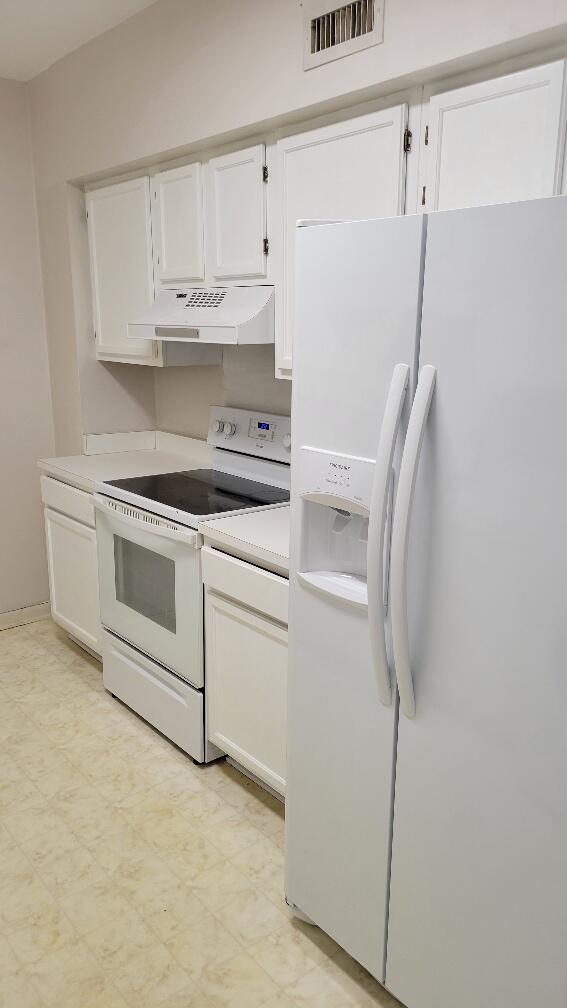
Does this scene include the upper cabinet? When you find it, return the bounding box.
[151,162,205,286]
[206,144,267,279]
[275,105,408,377]
[84,59,567,372]
[424,61,566,212]
[86,178,157,364]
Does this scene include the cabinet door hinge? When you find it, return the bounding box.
[424,125,429,146]
[93,327,97,341]
[262,165,269,182]
[421,186,426,207]
[263,237,269,256]
[403,127,412,154]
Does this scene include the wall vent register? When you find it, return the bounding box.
[303,0,384,69]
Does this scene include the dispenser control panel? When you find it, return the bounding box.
[299,446,375,511]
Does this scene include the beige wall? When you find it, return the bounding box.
[28,0,567,450]
[0,78,54,613]
[156,347,292,439]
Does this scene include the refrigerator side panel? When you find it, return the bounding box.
[386,196,567,1008]
[285,214,426,981]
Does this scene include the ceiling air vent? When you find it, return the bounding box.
[303,0,383,70]
[184,289,227,309]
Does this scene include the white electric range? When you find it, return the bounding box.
[94,406,291,762]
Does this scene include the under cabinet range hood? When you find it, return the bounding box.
[128,286,274,345]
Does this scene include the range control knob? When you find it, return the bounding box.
[213,419,225,434]
[224,422,237,436]
[282,434,292,451]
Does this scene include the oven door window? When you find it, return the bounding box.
[113,536,176,634]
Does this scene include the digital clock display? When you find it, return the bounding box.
[248,418,276,441]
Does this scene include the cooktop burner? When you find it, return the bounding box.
[106,468,289,517]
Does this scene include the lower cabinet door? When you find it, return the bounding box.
[44,507,101,654]
[205,589,287,795]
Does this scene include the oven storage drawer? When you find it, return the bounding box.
[41,475,95,527]
[201,545,288,624]
[102,631,205,762]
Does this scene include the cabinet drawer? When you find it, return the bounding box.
[201,546,288,625]
[41,476,95,527]
[102,632,204,762]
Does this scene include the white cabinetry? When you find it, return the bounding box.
[275,104,408,377]
[86,178,157,364]
[151,162,205,286]
[41,477,101,656]
[424,60,566,211]
[206,144,267,279]
[202,546,288,796]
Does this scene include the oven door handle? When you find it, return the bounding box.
[94,494,199,547]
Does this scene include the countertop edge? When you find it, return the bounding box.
[200,524,289,577]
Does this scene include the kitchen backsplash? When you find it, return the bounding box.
[154,345,292,440]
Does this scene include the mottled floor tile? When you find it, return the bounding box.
[6,905,79,964]
[152,904,242,983]
[215,890,289,946]
[190,859,255,912]
[199,950,279,1008]
[250,919,342,988]
[285,951,397,1008]
[0,622,405,1008]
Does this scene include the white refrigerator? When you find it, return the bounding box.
[285,196,567,1008]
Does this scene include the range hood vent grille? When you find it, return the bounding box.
[128,286,274,345]
[184,289,227,309]
[303,0,383,69]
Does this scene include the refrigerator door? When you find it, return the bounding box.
[386,197,567,1008]
[286,214,426,981]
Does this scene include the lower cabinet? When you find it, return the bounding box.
[202,546,288,796]
[41,477,101,655]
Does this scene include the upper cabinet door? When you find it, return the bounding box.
[425,60,566,212]
[207,144,267,279]
[152,162,205,285]
[87,178,155,363]
[275,105,408,377]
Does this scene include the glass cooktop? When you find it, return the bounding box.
[106,468,289,517]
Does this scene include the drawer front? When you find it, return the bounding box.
[201,546,288,625]
[41,475,95,527]
[102,631,204,762]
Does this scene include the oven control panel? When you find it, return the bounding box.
[207,406,291,464]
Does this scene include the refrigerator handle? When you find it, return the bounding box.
[391,364,437,718]
[367,363,410,707]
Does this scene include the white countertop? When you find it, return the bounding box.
[38,433,212,494]
[199,505,290,576]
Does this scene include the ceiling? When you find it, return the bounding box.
[0,0,160,81]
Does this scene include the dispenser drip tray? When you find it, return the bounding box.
[297,570,368,609]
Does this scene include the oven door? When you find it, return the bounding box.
[94,494,203,687]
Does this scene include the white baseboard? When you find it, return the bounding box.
[0,603,50,632]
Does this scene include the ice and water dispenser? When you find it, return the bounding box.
[296,446,380,609]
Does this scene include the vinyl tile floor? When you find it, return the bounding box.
[0,619,402,1008]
